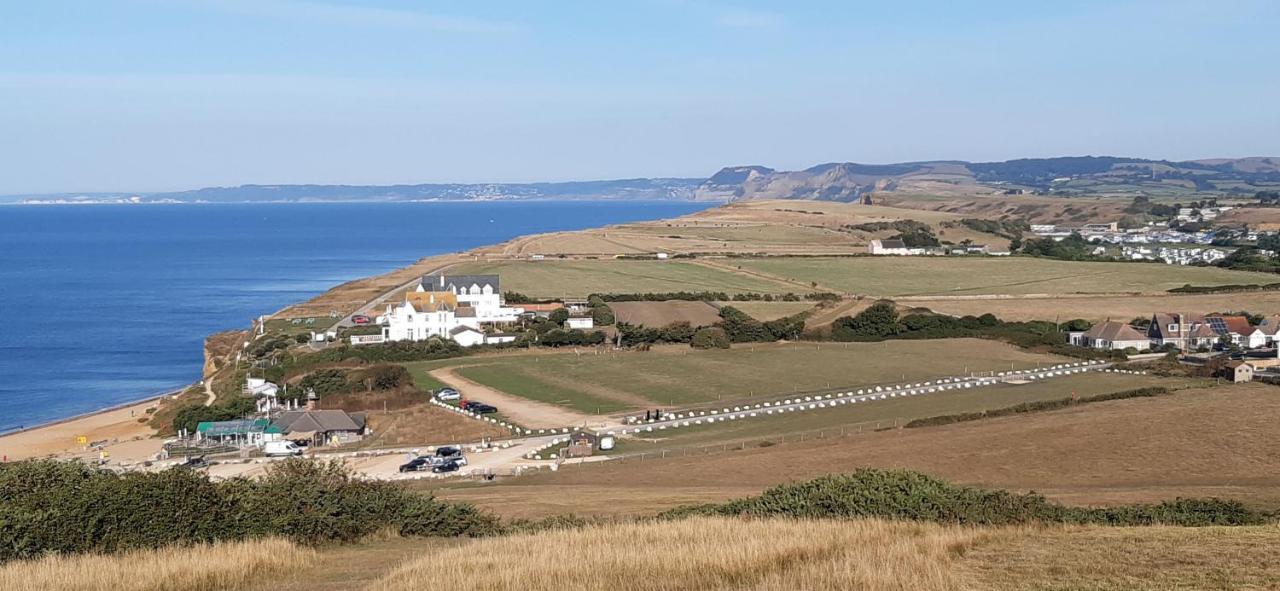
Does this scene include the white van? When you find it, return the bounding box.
[263,440,304,457]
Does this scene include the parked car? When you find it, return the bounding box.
[182,455,208,469]
[352,315,370,325]
[471,403,498,414]
[263,441,304,457]
[399,457,432,473]
[435,388,461,401]
[435,446,462,458]
[431,460,461,473]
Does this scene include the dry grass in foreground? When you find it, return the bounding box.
[374,517,986,591]
[0,538,313,591]
[372,518,1280,591]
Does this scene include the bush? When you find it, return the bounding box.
[690,327,731,349]
[0,459,500,562]
[660,469,1272,527]
[172,396,257,435]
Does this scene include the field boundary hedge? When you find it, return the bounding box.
[903,386,1170,429]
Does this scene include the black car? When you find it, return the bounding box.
[435,446,462,458]
[399,457,431,473]
[431,460,460,473]
[182,455,208,469]
[471,403,498,414]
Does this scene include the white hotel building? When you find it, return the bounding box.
[381,274,522,346]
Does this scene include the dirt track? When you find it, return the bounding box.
[428,366,598,430]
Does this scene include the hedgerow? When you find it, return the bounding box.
[660,469,1272,527]
[903,387,1169,428]
[0,459,499,562]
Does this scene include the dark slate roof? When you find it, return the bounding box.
[449,325,482,335]
[271,410,361,434]
[421,274,500,293]
[878,239,907,249]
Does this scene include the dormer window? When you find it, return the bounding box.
[1168,323,1177,332]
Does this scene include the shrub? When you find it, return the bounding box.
[0,459,499,563]
[660,469,1272,527]
[690,327,731,349]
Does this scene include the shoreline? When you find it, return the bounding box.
[0,386,186,439]
[1,200,717,458]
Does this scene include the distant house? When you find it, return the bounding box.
[1206,315,1267,349]
[1072,322,1151,351]
[195,419,281,447]
[566,315,594,330]
[1148,313,1216,350]
[1258,315,1280,345]
[271,410,366,447]
[1222,361,1255,383]
[868,239,914,256]
[382,273,524,346]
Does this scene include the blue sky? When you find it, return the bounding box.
[2,0,1278,193]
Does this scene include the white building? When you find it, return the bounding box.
[382,274,524,346]
[868,239,921,256]
[566,315,595,330]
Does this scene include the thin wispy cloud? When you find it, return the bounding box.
[186,0,522,34]
[715,9,783,28]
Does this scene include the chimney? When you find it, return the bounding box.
[305,388,318,411]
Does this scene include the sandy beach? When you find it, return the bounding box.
[0,397,164,462]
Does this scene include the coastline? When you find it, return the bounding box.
[1,200,716,461]
[0,386,185,438]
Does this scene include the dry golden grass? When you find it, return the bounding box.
[374,517,986,591]
[961,524,1280,590]
[0,538,313,591]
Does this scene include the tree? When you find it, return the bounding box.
[690,327,731,349]
[591,304,615,326]
[548,308,570,325]
[831,300,899,341]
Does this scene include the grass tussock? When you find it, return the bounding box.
[373,517,988,591]
[0,538,312,591]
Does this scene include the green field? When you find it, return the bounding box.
[410,340,1071,415]
[731,256,1278,297]
[451,259,793,298]
[622,373,1204,448]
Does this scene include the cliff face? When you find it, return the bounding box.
[203,330,249,379]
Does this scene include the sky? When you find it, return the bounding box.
[2,0,1278,194]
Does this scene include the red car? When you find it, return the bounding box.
[352,315,370,325]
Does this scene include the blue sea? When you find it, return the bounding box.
[0,201,711,431]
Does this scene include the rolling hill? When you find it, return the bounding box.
[696,156,1280,201]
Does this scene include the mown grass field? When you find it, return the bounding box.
[411,340,1071,415]
[731,256,1279,297]
[623,372,1198,448]
[451,259,794,298]
[909,292,1280,323]
[717,300,818,320]
[434,380,1263,522]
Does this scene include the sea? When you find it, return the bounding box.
[0,200,712,432]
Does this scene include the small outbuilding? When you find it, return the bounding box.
[564,432,598,458]
[1222,361,1255,383]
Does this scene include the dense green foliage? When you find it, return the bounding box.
[289,364,412,401]
[1214,247,1280,274]
[1168,281,1280,294]
[661,469,1272,527]
[904,387,1170,428]
[0,459,499,562]
[690,327,731,349]
[829,302,1122,360]
[1018,232,1109,261]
